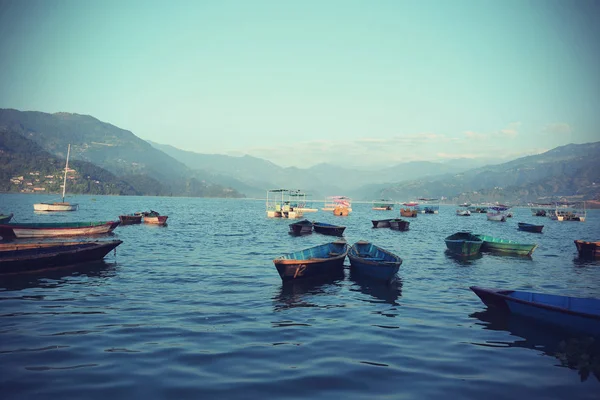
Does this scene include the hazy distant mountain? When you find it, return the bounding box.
[0,109,244,198]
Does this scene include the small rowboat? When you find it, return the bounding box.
[119,213,143,225]
[474,234,538,256]
[312,222,346,236]
[0,240,123,275]
[389,219,410,231]
[142,211,168,225]
[444,231,483,257]
[517,222,544,233]
[371,219,392,228]
[470,286,600,336]
[574,240,600,259]
[348,241,402,282]
[288,219,313,235]
[0,213,13,224]
[0,221,120,238]
[273,240,349,282]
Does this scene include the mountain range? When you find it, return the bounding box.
[1,108,599,203]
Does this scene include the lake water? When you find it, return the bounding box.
[1,194,599,399]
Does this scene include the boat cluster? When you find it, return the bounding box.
[0,209,168,275]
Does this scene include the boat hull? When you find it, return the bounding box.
[33,202,78,212]
[444,232,483,256]
[0,214,13,224]
[371,219,391,228]
[0,240,123,275]
[475,234,537,256]
[313,223,346,236]
[389,219,409,231]
[119,215,142,225]
[0,221,120,238]
[348,242,402,282]
[487,212,507,222]
[517,223,544,233]
[273,241,349,282]
[143,216,168,225]
[470,286,600,336]
[289,220,313,235]
[574,240,600,259]
[400,208,417,218]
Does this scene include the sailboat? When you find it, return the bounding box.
[33,144,79,211]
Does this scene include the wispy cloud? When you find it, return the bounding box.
[543,122,572,135]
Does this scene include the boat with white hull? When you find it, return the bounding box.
[0,221,120,238]
[33,144,79,212]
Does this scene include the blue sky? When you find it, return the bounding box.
[0,0,598,167]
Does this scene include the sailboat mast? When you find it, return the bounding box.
[62,144,71,203]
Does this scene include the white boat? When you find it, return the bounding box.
[456,209,471,216]
[290,191,318,213]
[322,196,352,213]
[487,206,508,222]
[33,144,79,212]
[416,198,439,214]
[551,201,586,222]
[265,189,304,219]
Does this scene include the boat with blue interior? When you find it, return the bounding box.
[273,240,349,282]
[415,198,439,214]
[348,241,402,282]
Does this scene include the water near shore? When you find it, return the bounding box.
[1,194,599,399]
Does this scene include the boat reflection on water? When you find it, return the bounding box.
[470,309,600,383]
[348,271,402,306]
[272,270,345,311]
[0,260,117,291]
[444,249,483,265]
[573,256,600,268]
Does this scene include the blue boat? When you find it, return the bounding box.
[273,240,349,282]
[444,231,483,256]
[470,286,600,336]
[288,219,313,235]
[312,221,346,236]
[517,222,544,233]
[348,241,402,282]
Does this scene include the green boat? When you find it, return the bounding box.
[474,234,537,256]
[444,231,483,256]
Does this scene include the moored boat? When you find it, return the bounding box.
[348,241,402,282]
[273,240,349,282]
[400,202,418,218]
[487,207,508,222]
[288,219,313,235]
[444,231,483,256]
[33,144,79,212]
[574,240,600,259]
[322,196,352,212]
[474,234,537,256]
[416,198,439,214]
[371,219,392,228]
[0,221,120,238]
[119,213,143,225]
[470,286,600,336]
[456,208,471,216]
[312,222,346,236]
[517,222,544,233]
[389,218,410,231]
[0,240,123,275]
[372,199,394,211]
[142,210,168,225]
[0,213,13,224]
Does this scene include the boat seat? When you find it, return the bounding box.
[363,257,385,261]
[329,252,341,256]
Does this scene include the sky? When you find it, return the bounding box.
[0,0,599,168]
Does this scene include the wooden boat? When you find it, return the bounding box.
[0,221,120,238]
[474,234,537,256]
[142,210,168,225]
[0,240,123,275]
[456,209,471,216]
[400,202,418,217]
[371,219,392,228]
[389,218,410,231]
[322,196,352,212]
[487,207,508,222]
[33,144,79,212]
[574,240,600,259]
[444,231,483,256]
[470,286,600,336]
[313,222,346,236]
[273,240,349,282]
[372,199,394,211]
[288,219,313,235]
[0,213,13,224]
[119,213,143,225]
[517,222,544,233]
[348,241,402,282]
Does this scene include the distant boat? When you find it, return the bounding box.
[33,144,79,212]
[119,213,143,225]
[0,213,13,224]
[487,206,508,222]
[288,219,313,235]
[142,210,168,225]
[0,240,123,275]
[444,231,483,257]
[517,222,544,233]
[574,240,600,259]
[400,202,418,218]
[372,199,394,211]
[371,219,392,228]
[416,198,439,214]
[474,234,538,256]
[273,240,349,282]
[312,222,346,236]
[0,221,120,238]
[470,286,600,336]
[348,241,402,282]
[456,208,471,216]
[389,218,410,231]
[322,196,352,212]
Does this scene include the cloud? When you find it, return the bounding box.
[464,131,486,139]
[543,122,572,135]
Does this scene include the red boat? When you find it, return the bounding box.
[574,240,600,259]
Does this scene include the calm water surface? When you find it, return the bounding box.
[1,194,599,399]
